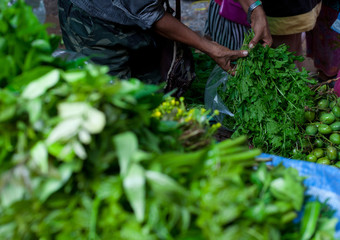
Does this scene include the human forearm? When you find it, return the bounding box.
[153,12,216,55]
[237,0,258,13]
[153,12,248,73]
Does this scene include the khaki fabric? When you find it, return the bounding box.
[267,2,322,35]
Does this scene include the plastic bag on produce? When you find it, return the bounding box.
[262,153,340,238]
[52,49,90,63]
[204,65,233,123]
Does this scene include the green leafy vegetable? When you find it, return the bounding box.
[220,32,316,157]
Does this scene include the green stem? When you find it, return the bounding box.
[219,146,249,156]
[220,149,262,163]
[89,197,101,240]
[272,80,298,110]
[160,150,205,169]
[216,135,248,150]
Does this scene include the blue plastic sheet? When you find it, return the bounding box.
[331,12,340,34]
[261,153,340,238]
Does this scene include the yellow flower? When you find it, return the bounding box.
[184,116,192,122]
[210,122,222,130]
[153,111,162,118]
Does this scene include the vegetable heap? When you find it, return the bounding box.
[303,85,340,167]
[0,1,337,239]
[220,32,316,157]
[0,0,60,87]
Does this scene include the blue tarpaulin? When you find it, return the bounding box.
[261,153,340,238]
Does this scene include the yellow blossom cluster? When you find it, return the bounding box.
[152,96,221,131]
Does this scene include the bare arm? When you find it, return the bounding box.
[153,12,248,73]
[237,0,272,47]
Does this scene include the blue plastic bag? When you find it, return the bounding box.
[261,153,340,238]
[331,12,340,34]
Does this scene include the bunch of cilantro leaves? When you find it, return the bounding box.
[220,32,317,157]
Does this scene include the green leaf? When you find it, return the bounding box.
[58,102,89,118]
[269,169,304,211]
[0,90,16,122]
[313,218,338,240]
[93,177,122,200]
[0,104,16,122]
[113,132,138,176]
[78,129,91,144]
[0,178,25,207]
[81,107,106,134]
[72,141,87,159]
[58,102,106,134]
[36,163,73,202]
[123,163,145,222]
[61,69,87,82]
[145,170,187,197]
[25,98,42,123]
[30,141,48,174]
[48,142,76,162]
[46,117,82,145]
[119,79,144,94]
[300,201,321,240]
[22,69,60,99]
[8,66,54,91]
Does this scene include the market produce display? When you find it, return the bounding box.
[303,85,340,167]
[0,1,338,239]
[219,33,316,158]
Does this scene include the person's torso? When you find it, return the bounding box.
[69,0,164,29]
[262,0,322,17]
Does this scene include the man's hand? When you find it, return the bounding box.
[237,0,272,48]
[207,41,248,74]
[249,6,272,48]
[153,12,248,74]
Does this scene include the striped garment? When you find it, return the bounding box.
[204,0,250,50]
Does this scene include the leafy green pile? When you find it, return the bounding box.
[0,66,336,239]
[0,2,337,239]
[283,199,338,240]
[0,63,193,238]
[0,0,61,87]
[220,33,316,157]
[197,162,337,240]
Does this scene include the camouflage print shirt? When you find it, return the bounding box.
[69,0,165,30]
